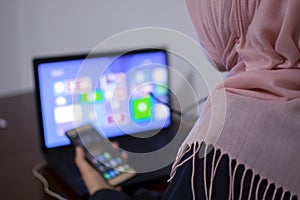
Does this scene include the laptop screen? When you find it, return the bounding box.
[34,49,171,149]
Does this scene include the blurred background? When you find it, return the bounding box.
[0,0,224,114]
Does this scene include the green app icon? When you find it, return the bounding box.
[131,97,152,121]
[80,90,103,103]
[103,172,111,180]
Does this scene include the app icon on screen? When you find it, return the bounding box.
[130,96,152,121]
[80,90,103,103]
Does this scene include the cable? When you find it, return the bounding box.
[149,92,208,117]
[32,161,68,200]
[149,92,182,115]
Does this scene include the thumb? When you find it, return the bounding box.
[74,146,89,170]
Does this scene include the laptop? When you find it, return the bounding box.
[33,48,180,196]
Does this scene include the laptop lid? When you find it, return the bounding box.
[33,48,171,152]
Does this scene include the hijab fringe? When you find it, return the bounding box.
[169,141,299,200]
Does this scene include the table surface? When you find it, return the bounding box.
[0,92,187,199]
[0,92,96,199]
[0,92,45,199]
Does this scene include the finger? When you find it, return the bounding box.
[75,146,85,160]
[120,151,128,160]
[75,146,85,165]
[75,146,93,172]
[111,141,128,160]
[112,141,119,149]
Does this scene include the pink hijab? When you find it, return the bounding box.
[170,0,300,198]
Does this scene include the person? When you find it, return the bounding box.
[75,0,300,199]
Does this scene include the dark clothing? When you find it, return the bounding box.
[90,144,298,200]
[89,189,130,200]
